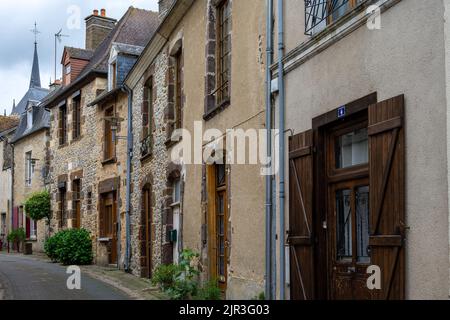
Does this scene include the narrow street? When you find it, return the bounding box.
[0,253,130,300]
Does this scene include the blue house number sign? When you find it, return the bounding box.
[338,106,346,119]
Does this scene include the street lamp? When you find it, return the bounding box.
[104,116,126,143]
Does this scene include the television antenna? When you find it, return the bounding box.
[54,29,69,82]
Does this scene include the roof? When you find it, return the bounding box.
[63,47,94,62]
[88,87,122,106]
[10,86,49,115]
[111,42,145,56]
[30,43,41,88]
[10,103,50,144]
[0,115,19,133]
[41,7,160,108]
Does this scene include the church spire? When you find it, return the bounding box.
[29,22,41,88]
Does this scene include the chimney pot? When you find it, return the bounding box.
[101,9,106,17]
[93,9,99,16]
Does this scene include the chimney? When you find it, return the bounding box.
[85,9,117,51]
[158,0,175,18]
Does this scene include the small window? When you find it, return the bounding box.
[141,78,153,157]
[335,128,368,169]
[72,97,81,140]
[104,107,115,161]
[59,104,68,145]
[110,62,117,90]
[172,179,181,205]
[25,151,34,187]
[216,0,232,106]
[175,49,183,130]
[59,187,67,228]
[65,64,71,75]
[336,189,352,261]
[26,107,33,130]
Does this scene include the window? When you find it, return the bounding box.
[59,103,68,145]
[29,218,37,240]
[335,128,368,169]
[72,96,81,140]
[141,78,153,157]
[72,179,81,229]
[175,50,183,130]
[1,213,6,237]
[111,62,117,89]
[104,107,115,160]
[305,0,362,35]
[26,107,33,130]
[216,0,231,106]
[59,188,67,228]
[65,64,71,75]
[172,179,181,205]
[25,151,34,187]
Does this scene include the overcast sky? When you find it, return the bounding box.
[0,0,159,115]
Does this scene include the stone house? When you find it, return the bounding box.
[0,115,19,247]
[271,0,450,300]
[41,7,159,267]
[88,41,157,268]
[124,0,267,299]
[10,102,50,252]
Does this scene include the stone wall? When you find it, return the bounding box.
[13,129,49,252]
[48,78,107,263]
[129,49,172,277]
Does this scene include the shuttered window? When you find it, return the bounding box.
[59,103,68,146]
[216,0,231,106]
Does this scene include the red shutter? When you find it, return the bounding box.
[12,207,19,230]
[26,216,31,239]
[288,130,315,300]
[368,95,405,300]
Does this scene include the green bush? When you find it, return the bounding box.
[151,249,201,300]
[44,230,67,262]
[44,229,93,265]
[7,228,26,243]
[194,280,222,300]
[151,264,179,291]
[24,190,51,221]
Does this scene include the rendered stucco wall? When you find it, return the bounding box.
[276,0,449,299]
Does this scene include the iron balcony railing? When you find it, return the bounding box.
[140,134,152,158]
[304,0,368,35]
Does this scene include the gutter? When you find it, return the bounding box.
[265,0,274,300]
[277,0,286,300]
[122,84,133,272]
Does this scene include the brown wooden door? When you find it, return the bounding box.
[328,178,372,300]
[288,130,315,300]
[102,193,117,264]
[143,187,152,278]
[368,95,405,300]
[207,163,229,293]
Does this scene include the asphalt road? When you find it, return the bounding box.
[0,253,130,300]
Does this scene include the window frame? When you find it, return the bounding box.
[141,77,153,158]
[25,151,33,187]
[72,96,82,140]
[59,103,68,146]
[104,106,115,161]
[215,0,232,107]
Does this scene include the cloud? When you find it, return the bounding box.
[0,0,159,115]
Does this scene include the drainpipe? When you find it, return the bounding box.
[265,0,274,300]
[277,0,286,300]
[123,84,133,272]
[10,143,14,233]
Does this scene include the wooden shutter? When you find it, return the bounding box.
[368,95,405,300]
[12,207,19,230]
[288,130,315,300]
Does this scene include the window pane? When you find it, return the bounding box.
[335,128,368,169]
[356,185,370,263]
[336,189,352,260]
[332,0,351,21]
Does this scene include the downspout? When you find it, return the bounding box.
[10,143,14,248]
[277,0,286,300]
[123,84,133,272]
[265,0,274,300]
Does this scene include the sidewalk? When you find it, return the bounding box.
[0,251,167,300]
